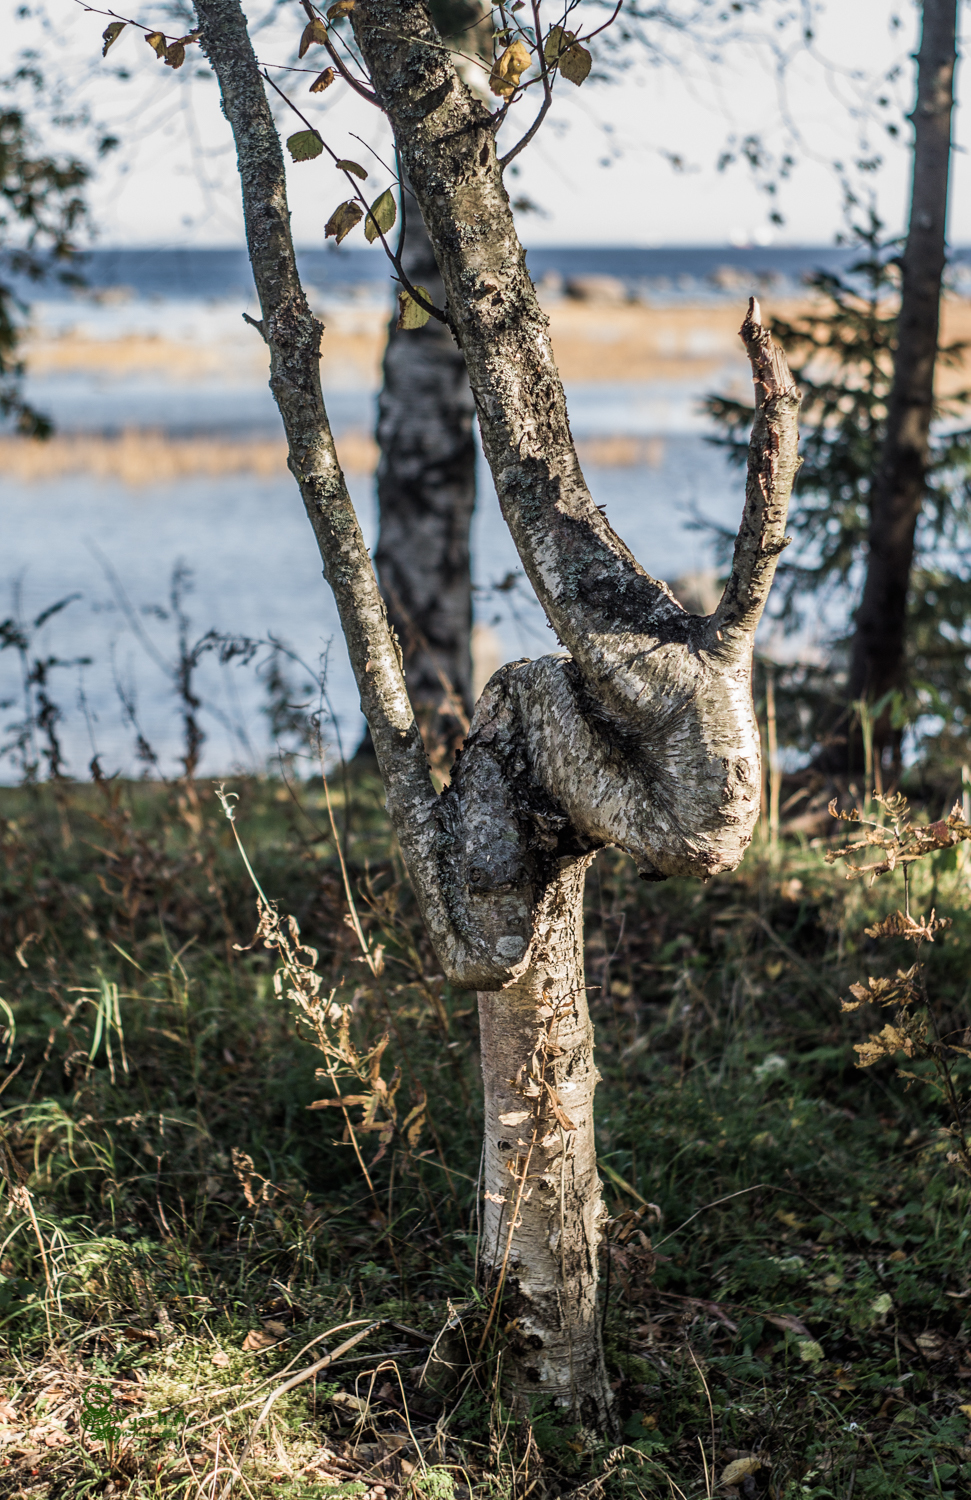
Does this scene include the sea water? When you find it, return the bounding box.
[1,248,810,779]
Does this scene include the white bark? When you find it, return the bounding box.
[478,857,610,1427]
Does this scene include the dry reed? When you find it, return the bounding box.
[0,429,670,485]
[0,428,378,484]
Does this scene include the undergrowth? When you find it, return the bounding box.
[0,769,969,1498]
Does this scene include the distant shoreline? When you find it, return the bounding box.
[20,242,971,306]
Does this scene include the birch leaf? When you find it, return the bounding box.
[325,200,364,243]
[288,130,324,162]
[336,158,368,180]
[397,286,432,330]
[310,67,335,93]
[145,32,167,58]
[364,187,396,244]
[327,0,355,15]
[543,25,573,64]
[164,42,186,69]
[490,39,532,99]
[101,22,125,56]
[498,1110,530,1127]
[299,18,329,58]
[560,42,591,85]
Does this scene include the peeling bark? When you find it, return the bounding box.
[477,857,611,1426]
[196,0,800,1431]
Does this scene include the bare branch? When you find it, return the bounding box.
[711,297,801,649]
[498,0,553,169]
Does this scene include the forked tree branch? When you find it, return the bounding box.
[351,1,799,700]
[196,0,801,986]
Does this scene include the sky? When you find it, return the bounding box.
[6,0,968,248]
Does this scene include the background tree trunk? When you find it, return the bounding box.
[371,200,476,754]
[848,0,957,747]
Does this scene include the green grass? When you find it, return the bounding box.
[0,772,969,1497]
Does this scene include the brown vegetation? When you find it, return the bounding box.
[0,429,671,484]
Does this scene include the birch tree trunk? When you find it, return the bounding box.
[477,857,610,1427]
[848,0,957,743]
[195,0,800,1430]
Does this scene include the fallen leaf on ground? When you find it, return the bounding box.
[720,1455,762,1486]
[242,1328,280,1352]
[211,1350,230,1367]
[330,1392,368,1416]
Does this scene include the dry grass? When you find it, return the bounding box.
[0,429,670,484]
[16,299,796,390]
[21,297,971,393]
[0,427,378,484]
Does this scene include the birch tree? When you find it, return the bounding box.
[110,0,800,1427]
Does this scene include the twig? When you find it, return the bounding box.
[499,0,553,168]
[218,1322,382,1499]
[300,0,378,103]
[261,69,446,324]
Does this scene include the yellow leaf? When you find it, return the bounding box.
[336,158,368,180]
[397,286,432,330]
[145,32,167,58]
[299,18,329,58]
[101,22,125,56]
[959,1403,971,1419]
[327,0,354,16]
[164,42,186,69]
[490,39,532,99]
[364,187,397,243]
[310,67,335,93]
[325,200,364,243]
[288,130,325,162]
[560,41,591,86]
[720,1457,762,1486]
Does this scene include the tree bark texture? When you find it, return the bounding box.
[374,200,476,750]
[477,856,611,1428]
[849,0,957,718]
[196,0,800,1430]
